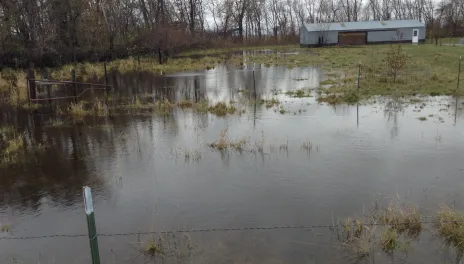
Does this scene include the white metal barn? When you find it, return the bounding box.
[300,20,426,47]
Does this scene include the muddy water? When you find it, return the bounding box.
[1,64,464,263]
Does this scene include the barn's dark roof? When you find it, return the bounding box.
[303,20,425,32]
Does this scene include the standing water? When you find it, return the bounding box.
[1,62,464,263]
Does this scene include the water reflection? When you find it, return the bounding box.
[105,64,322,104]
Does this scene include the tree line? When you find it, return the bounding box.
[0,0,463,67]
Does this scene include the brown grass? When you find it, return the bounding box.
[208,102,236,116]
[376,203,422,238]
[207,129,248,151]
[436,207,464,262]
[178,100,194,109]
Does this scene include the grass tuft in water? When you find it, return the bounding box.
[178,100,194,109]
[320,79,337,85]
[317,90,359,105]
[143,237,165,257]
[93,101,108,116]
[376,203,422,238]
[1,133,25,166]
[69,102,89,119]
[301,141,312,151]
[0,126,14,135]
[293,89,312,98]
[155,99,173,115]
[208,102,236,116]
[51,120,66,127]
[436,208,464,262]
[380,228,399,254]
[418,116,427,121]
[208,130,249,151]
[194,101,209,113]
[260,98,280,108]
[0,225,11,232]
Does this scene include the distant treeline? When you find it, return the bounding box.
[0,0,463,68]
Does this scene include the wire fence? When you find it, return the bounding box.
[0,217,453,241]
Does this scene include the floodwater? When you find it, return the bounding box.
[1,61,464,263]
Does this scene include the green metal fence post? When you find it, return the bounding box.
[457,56,462,92]
[83,186,100,264]
[357,64,361,91]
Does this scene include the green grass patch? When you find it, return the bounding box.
[320,79,337,85]
[418,116,427,121]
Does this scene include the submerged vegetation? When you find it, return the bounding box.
[337,201,464,263]
[260,98,280,108]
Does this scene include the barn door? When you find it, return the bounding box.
[338,32,367,45]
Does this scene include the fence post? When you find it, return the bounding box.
[357,64,361,91]
[44,68,53,112]
[27,68,36,110]
[253,70,256,99]
[103,62,109,113]
[457,56,462,93]
[83,186,100,264]
[104,62,108,87]
[72,69,77,103]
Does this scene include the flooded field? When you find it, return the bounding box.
[1,61,464,263]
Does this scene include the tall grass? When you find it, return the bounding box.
[436,207,464,262]
[340,202,423,261]
[93,101,108,116]
[69,101,89,119]
[1,133,25,166]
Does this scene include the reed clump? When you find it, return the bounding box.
[69,101,89,119]
[208,102,236,116]
[208,130,248,151]
[436,207,464,262]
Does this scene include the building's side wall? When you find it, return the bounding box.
[301,25,426,46]
[300,26,307,45]
[367,27,426,43]
[300,28,339,45]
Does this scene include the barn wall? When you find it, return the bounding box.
[300,26,307,44]
[300,28,338,45]
[300,26,426,46]
[367,27,426,43]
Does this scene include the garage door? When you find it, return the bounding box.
[338,32,367,45]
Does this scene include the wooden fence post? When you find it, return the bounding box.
[72,69,77,102]
[44,68,53,111]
